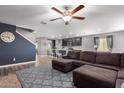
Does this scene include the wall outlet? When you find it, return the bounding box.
[13,57,16,61]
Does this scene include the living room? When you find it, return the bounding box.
[0,0,124,92]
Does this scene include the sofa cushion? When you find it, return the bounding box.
[72,59,120,71]
[121,54,124,68]
[79,51,96,63]
[96,52,121,67]
[121,68,124,71]
[72,60,93,67]
[67,51,80,59]
[90,64,120,71]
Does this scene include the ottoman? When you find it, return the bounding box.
[73,65,118,88]
[52,58,74,73]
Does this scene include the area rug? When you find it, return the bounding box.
[16,65,75,88]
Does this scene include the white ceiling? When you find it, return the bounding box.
[0,5,124,39]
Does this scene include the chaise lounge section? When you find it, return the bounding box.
[73,65,117,88]
[52,51,124,88]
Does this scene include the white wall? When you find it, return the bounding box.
[92,31,124,53]
[36,37,48,55]
[112,31,124,53]
[55,39,62,49]
[71,36,95,51]
[36,37,55,55]
[55,36,95,52]
[55,31,124,53]
[16,27,36,44]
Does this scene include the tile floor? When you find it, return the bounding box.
[0,73,21,88]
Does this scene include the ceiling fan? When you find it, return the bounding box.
[50,5,85,25]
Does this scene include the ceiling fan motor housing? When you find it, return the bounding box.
[63,11,72,16]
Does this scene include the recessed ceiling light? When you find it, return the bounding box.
[69,32,72,35]
[59,34,62,37]
[76,34,79,36]
[51,36,55,38]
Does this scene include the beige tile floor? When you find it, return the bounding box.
[0,73,21,88]
[0,55,54,88]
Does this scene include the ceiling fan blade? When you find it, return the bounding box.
[50,17,62,21]
[72,16,85,20]
[51,7,63,15]
[71,5,84,15]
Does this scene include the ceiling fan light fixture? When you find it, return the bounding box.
[63,16,72,22]
[50,5,85,25]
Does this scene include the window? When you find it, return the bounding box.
[97,38,109,52]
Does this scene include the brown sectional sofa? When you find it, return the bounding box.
[52,51,124,88]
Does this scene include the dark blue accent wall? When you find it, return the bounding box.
[0,23,36,66]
